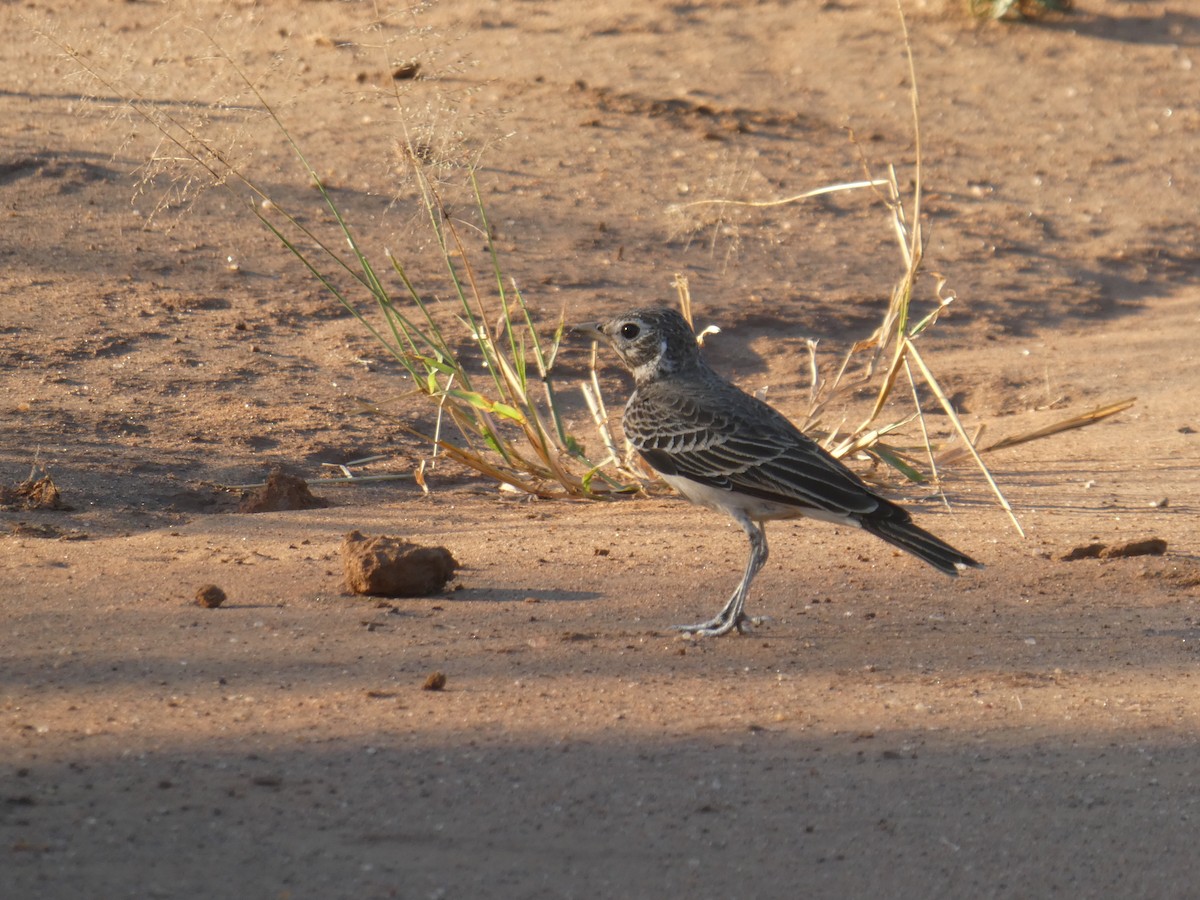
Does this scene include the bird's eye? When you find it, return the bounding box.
[619,322,641,340]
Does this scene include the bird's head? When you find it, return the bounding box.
[573,307,702,384]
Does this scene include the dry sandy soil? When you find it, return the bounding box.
[3,1,1200,897]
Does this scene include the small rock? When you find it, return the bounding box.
[196,585,226,608]
[422,671,447,691]
[392,61,421,80]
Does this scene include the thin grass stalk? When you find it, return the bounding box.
[254,214,412,363]
[385,254,469,380]
[903,355,942,488]
[580,384,619,460]
[213,40,405,320]
[404,163,504,408]
[191,42,463,395]
[476,328,567,478]
[671,180,889,218]
[510,305,606,480]
[524,304,579,454]
[46,30,400,335]
[427,371,458,473]
[867,443,926,483]
[934,397,1136,464]
[829,413,919,460]
[581,382,621,468]
[897,0,1021,531]
[803,339,823,410]
[904,338,1024,536]
[675,274,694,328]
[862,338,910,431]
[469,171,527,384]
[426,183,510,400]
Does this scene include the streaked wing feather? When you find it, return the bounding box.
[626,388,881,517]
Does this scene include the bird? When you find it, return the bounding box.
[576,306,981,637]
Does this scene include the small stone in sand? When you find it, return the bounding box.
[196,585,226,609]
[422,671,447,691]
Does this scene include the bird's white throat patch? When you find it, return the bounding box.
[631,337,674,382]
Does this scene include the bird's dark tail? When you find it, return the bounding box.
[860,511,982,576]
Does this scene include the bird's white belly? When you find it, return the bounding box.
[659,473,859,528]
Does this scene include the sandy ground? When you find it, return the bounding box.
[3,1,1200,897]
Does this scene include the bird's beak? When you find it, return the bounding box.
[568,321,606,342]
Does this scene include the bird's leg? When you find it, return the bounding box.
[674,516,768,637]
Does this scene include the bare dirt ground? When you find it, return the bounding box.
[3,1,1199,897]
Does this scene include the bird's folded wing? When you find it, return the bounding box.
[630,400,881,517]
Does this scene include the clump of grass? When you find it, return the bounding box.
[669,4,1026,530]
[263,144,646,497]
[280,147,634,498]
[668,1,1124,535]
[44,26,637,499]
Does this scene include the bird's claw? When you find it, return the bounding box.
[673,612,766,638]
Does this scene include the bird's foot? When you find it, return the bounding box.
[672,612,765,638]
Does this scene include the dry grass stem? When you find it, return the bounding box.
[937,398,1137,465]
[670,178,889,215]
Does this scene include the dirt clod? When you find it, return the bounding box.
[1100,538,1168,559]
[195,584,226,608]
[392,61,421,80]
[1061,543,1107,561]
[1063,538,1168,561]
[0,475,68,511]
[341,530,457,597]
[238,471,329,513]
[422,671,447,691]
[8,522,63,539]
